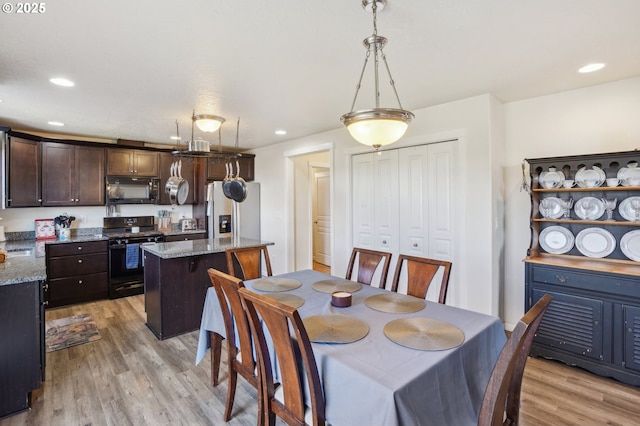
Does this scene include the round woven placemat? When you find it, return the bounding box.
[364,293,426,314]
[251,277,301,292]
[384,318,465,351]
[264,293,305,309]
[311,279,362,294]
[303,315,369,343]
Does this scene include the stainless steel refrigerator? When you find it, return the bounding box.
[206,181,260,240]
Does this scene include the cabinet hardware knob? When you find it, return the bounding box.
[78,280,83,284]
[382,240,387,244]
[413,243,418,247]
[77,247,82,250]
[555,275,568,283]
[78,259,83,263]
[629,328,634,333]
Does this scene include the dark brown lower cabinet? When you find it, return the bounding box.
[0,281,44,419]
[143,251,227,340]
[45,241,108,308]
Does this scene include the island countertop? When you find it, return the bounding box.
[141,237,273,259]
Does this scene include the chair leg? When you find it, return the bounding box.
[224,366,238,421]
[210,332,223,386]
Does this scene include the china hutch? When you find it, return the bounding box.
[525,150,640,386]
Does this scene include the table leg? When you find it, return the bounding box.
[210,331,223,386]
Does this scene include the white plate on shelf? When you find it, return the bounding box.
[539,226,575,254]
[538,169,565,189]
[620,230,640,262]
[573,197,605,220]
[618,196,640,222]
[618,163,640,186]
[575,228,616,258]
[575,166,605,188]
[538,197,564,219]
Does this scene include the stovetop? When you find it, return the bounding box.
[103,230,164,240]
[103,215,163,241]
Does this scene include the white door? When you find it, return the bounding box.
[313,169,331,266]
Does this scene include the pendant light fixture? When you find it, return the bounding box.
[340,0,414,150]
[193,111,225,133]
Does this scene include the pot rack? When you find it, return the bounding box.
[171,115,247,161]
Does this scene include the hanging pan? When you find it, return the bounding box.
[228,118,247,202]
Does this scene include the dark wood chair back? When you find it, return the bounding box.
[207,268,261,423]
[478,294,553,426]
[345,247,392,288]
[239,287,325,426]
[226,245,273,280]
[390,254,452,303]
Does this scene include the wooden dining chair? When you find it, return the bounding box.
[345,247,392,288]
[238,287,326,426]
[478,294,552,426]
[226,245,273,280]
[390,254,452,303]
[207,268,262,424]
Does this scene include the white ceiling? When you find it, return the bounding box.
[1,0,640,150]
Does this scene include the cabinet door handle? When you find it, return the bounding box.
[555,275,568,283]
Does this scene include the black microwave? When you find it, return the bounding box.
[106,177,159,205]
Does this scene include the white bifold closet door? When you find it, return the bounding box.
[352,142,454,291]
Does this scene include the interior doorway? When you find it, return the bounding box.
[285,148,332,273]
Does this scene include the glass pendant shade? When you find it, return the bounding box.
[341,108,413,149]
[193,114,225,133]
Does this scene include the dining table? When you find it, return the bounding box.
[196,269,507,426]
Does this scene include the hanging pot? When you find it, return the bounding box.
[222,161,234,199]
[166,160,189,206]
[228,160,247,202]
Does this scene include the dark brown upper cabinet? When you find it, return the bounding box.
[206,154,254,181]
[6,136,41,207]
[41,142,105,206]
[107,148,159,177]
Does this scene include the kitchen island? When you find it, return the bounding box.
[141,237,273,340]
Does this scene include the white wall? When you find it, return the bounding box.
[503,76,640,329]
[254,94,502,316]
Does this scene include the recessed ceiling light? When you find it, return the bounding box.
[578,63,605,73]
[48,121,64,126]
[49,77,75,87]
[170,136,181,140]
[275,129,287,135]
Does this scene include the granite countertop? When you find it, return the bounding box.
[0,240,47,286]
[0,235,107,286]
[142,237,273,259]
[162,229,206,236]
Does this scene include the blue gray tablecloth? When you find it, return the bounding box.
[197,269,506,426]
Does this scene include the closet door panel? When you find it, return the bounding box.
[399,145,429,257]
[352,154,375,248]
[428,142,454,260]
[374,150,399,254]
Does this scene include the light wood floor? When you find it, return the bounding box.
[3,295,640,426]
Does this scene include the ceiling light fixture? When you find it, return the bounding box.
[275,129,287,135]
[49,77,75,87]
[340,0,414,150]
[193,111,225,133]
[48,121,64,126]
[578,63,605,73]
